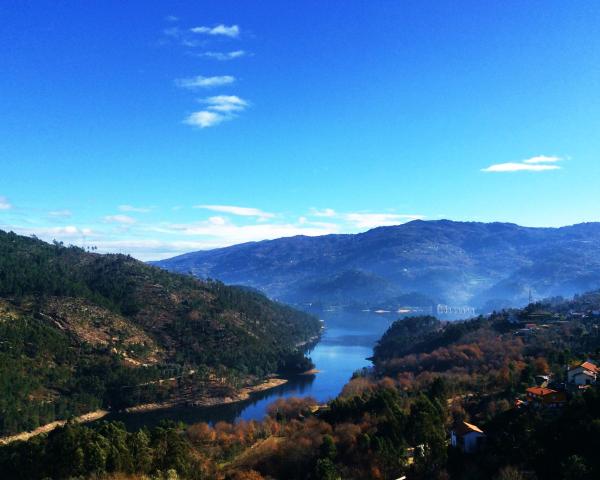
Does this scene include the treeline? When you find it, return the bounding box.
[0,421,197,480]
[0,382,448,480]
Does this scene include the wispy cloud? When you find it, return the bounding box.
[310,208,423,228]
[190,24,240,38]
[204,95,248,112]
[310,208,337,218]
[12,225,93,238]
[104,214,136,224]
[199,50,247,61]
[344,212,424,229]
[0,196,12,210]
[48,209,72,218]
[152,218,338,250]
[184,95,249,128]
[184,111,227,128]
[3,201,427,261]
[194,204,274,220]
[119,205,152,213]
[175,75,235,89]
[482,155,564,172]
[523,155,562,164]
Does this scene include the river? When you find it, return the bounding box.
[107,310,399,429]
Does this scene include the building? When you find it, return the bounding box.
[568,361,598,386]
[450,421,485,453]
[525,387,567,407]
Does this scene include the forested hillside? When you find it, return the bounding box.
[0,230,320,436]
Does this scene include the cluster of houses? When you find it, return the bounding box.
[451,359,599,454]
[518,360,598,409]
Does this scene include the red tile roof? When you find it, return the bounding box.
[580,361,599,373]
[526,387,556,396]
[454,421,484,436]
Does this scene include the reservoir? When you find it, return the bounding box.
[108,310,397,429]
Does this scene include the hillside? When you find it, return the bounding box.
[4,291,600,480]
[0,230,320,436]
[153,220,600,311]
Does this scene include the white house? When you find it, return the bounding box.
[568,361,598,386]
[451,421,485,453]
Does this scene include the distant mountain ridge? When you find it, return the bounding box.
[152,220,600,311]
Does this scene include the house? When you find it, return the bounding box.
[568,361,598,386]
[450,421,485,453]
[525,387,567,407]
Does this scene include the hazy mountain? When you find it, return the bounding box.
[152,220,600,311]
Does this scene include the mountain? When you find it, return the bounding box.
[152,220,600,311]
[0,230,320,436]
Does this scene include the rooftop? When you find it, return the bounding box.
[526,387,557,396]
[454,421,484,436]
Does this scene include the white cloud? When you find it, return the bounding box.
[185,95,249,128]
[344,213,424,229]
[2,204,426,261]
[165,15,178,22]
[310,208,337,218]
[190,24,240,38]
[523,155,562,164]
[482,155,564,172]
[104,214,136,224]
[482,163,561,172]
[200,50,247,61]
[184,110,228,128]
[153,219,339,251]
[175,75,235,89]
[119,204,151,213]
[194,204,274,220]
[48,209,72,218]
[0,196,12,210]
[11,225,93,238]
[203,95,248,112]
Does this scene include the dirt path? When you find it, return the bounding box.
[0,410,109,446]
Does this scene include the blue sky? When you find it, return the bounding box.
[1,1,600,259]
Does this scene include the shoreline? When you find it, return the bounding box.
[0,377,288,445]
[123,376,289,414]
[0,410,108,446]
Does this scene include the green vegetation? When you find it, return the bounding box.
[4,233,600,480]
[0,230,320,436]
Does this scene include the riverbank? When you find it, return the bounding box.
[0,377,289,445]
[124,376,289,414]
[0,410,108,445]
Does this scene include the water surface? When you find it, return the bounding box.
[108,310,396,429]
